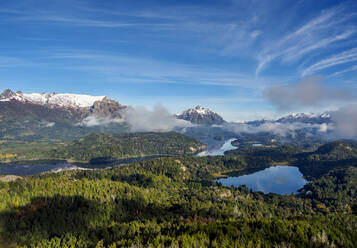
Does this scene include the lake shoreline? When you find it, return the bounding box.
[216,165,308,195]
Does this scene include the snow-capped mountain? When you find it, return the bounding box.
[0,89,106,109]
[0,89,126,120]
[175,105,226,125]
[277,112,331,124]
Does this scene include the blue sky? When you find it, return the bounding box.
[0,0,357,120]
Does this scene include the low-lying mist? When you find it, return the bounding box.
[264,76,357,139]
[226,122,331,138]
[79,104,192,132]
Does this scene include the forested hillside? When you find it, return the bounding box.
[0,153,356,247]
[48,132,206,162]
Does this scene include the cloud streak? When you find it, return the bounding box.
[45,50,269,89]
[328,64,357,78]
[302,47,357,76]
[79,116,124,127]
[256,5,356,74]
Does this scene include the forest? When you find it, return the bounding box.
[0,132,206,163]
[0,139,356,247]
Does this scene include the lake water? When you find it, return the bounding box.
[197,138,237,156]
[0,162,101,176]
[216,166,307,194]
[0,155,175,176]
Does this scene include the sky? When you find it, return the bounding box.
[0,0,357,121]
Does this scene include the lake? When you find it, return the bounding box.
[216,166,308,194]
[0,162,101,176]
[0,138,239,176]
[0,155,177,176]
[197,138,237,156]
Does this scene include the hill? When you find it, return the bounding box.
[310,141,357,160]
[0,155,356,247]
[47,132,206,163]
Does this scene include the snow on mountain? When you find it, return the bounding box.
[0,89,106,108]
[277,112,331,124]
[191,105,208,115]
[290,113,317,118]
[176,105,226,125]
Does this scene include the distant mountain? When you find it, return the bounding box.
[240,113,331,126]
[0,89,105,108]
[175,105,226,125]
[0,89,126,119]
[0,89,127,141]
[276,113,331,124]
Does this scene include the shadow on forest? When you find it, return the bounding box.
[0,159,67,166]
[0,195,102,245]
[293,158,357,179]
[0,194,200,246]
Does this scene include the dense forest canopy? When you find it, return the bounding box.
[0,139,356,247]
[0,132,206,163]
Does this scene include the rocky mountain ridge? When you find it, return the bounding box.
[175,105,226,125]
[0,89,126,120]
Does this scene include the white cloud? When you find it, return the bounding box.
[250,30,262,40]
[79,116,124,127]
[327,64,357,78]
[78,105,193,132]
[124,105,192,132]
[46,50,269,89]
[227,121,329,137]
[318,123,329,133]
[263,76,353,110]
[330,104,357,138]
[302,47,357,76]
[256,6,355,74]
[39,120,55,128]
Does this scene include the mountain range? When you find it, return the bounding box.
[276,112,331,124]
[1,89,333,125]
[0,90,129,141]
[244,112,332,126]
[0,89,334,144]
[0,89,126,120]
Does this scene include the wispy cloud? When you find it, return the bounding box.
[14,14,145,28]
[302,47,357,76]
[44,50,272,89]
[1,0,357,120]
[256,5,356,74]
[0,56,40,67]
[328,64,357,78]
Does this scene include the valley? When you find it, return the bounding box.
[0,139,356,247]
[0,90,356,247]
[2,1,357,246]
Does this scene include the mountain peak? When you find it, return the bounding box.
[176,106,226,125]
[0,89,15,99]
